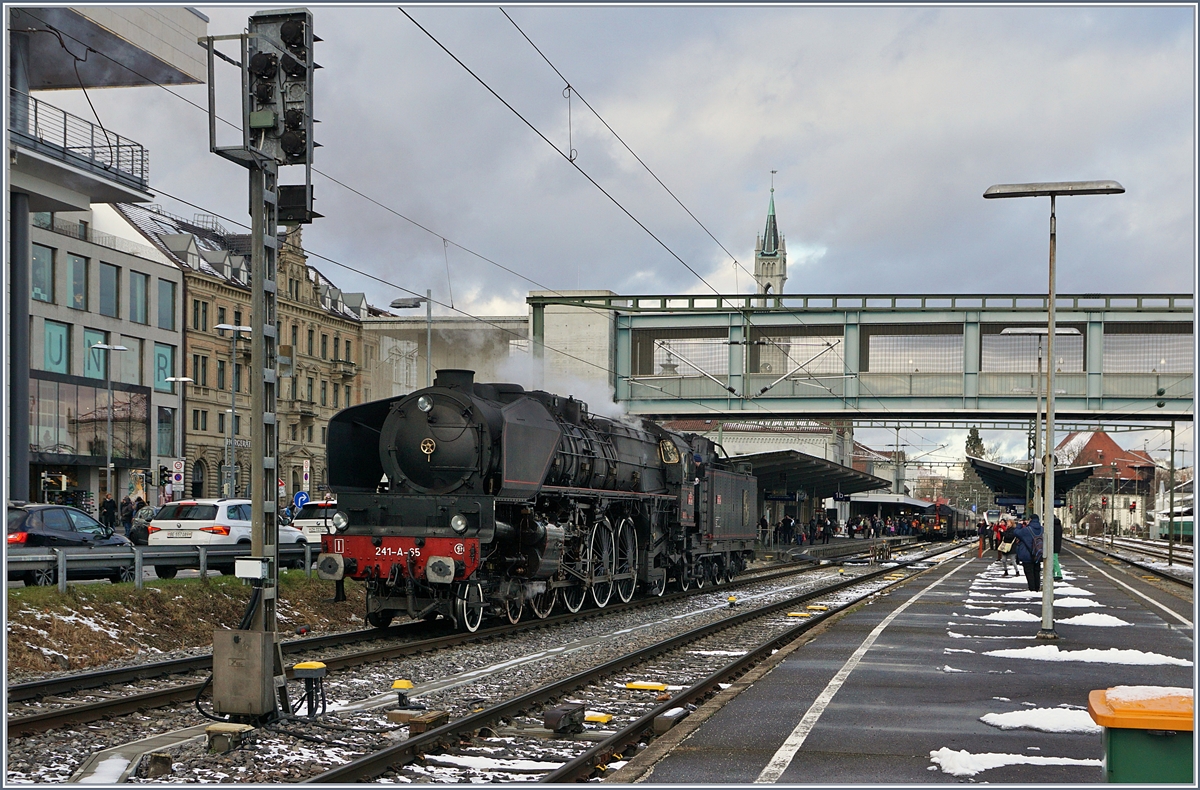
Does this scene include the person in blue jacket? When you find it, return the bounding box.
[1012,515,1045,592]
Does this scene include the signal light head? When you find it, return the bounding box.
[284,109,305,130]
[280,19,305,49]
[248,51,277,79]
[280,54,307,79]
[254,82,274,103]
[280,129,306,156]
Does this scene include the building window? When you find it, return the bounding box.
[193,409,205,431]
[234,363,242,393]
[31,243,54,303]
[154,343,176,392]
[157,406,175,456]
[307,425,313,443]
[290,424,297,441]
[218,412,225,435]
[84,329,108,379]
[100,263,119,317]
[307,329,314,356]
[291,324,298,349]
[234,415,241,436]
[217,360,226,390]
[289,375,296,400]
[129,271,148,324]
[345,384,351,406]
[306,377,314,402]
[234,310,242,329]
[333,383,339,409]
[321,380,327,406]
[43,320,70,374]
[192,355,209,387]
[321,427,326,444]
[344,340,352,364]
[68,254,88,310]
[321,334,328,359]
[333,337,340,361]
[158,280,176,330]
[192,300,201,330]
[217,306,227,334]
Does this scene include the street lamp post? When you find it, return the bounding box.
[215,324,251,496]
[390,290,432,389]
[164,376,193,502]
[1110,461,1119,548]
[984,179,1124,642]
[91,343,128,508]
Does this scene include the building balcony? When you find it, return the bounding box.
[9,89,151,209]
[285,399,317,419]
[334,361,358,378]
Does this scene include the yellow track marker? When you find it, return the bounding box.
[625,682,668,691]
[807,604,829,611]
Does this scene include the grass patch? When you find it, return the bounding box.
[6,571,365,674]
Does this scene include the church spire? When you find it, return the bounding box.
[754,178,787,294]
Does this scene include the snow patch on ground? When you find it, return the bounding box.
[1057,613,1132,627]
[944,648,975,654]
[984,645,1193,666]
[929,747,1102,777]
[980,708,1101,734]
[1054,597,1105,608]
[967,610,1041,623]
[947,631,1035,640]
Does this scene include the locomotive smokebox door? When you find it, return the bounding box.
[544,701,586,733]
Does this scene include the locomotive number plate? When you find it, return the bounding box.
[322,535,480,582]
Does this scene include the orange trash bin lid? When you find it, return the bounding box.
[1088,686,1194,731]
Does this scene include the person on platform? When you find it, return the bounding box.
[1052,516,1064,582]
[997,518,1018,576]
[1012,514,1045,592]
[759,514,769,545]
[100,493,118,531]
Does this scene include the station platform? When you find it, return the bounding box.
[614,543,1194,783]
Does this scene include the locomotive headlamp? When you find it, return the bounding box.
[331,511,350,532]
[450,514,469,534]
[417,395,434,413]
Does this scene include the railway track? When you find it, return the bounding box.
[303,543,965,783]
[7,541,931,737]
[1066,537,1193,588]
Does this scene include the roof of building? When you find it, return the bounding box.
[116,203,372,323]
[1055,430,1159,480]
[731,449,890,498]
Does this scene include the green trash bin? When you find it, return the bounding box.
[1088,686,1194,783]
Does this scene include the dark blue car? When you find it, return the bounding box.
[7,504,135,586]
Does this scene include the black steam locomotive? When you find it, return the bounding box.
[317,370,756,631]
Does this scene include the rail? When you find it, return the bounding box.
[6,543,316,593]
[9,89,149,190]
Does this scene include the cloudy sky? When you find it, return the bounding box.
[39,4,1196,466]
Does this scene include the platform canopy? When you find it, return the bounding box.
[730,450,890,500]
[968,456,1097,503]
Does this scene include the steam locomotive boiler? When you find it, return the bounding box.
[317,369,756,631]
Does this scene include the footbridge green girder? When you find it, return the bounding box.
[527,293,1193,422]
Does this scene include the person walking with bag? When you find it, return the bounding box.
[1012,515,1045,592]
[1052,516,1064,582]
[996,518,1018,576]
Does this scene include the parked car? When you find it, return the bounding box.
[129,506,157,546]
[147,499,308,577]
[6,504,135,586]
[291,500,338,542]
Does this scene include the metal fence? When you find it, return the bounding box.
[7,544,317,593]
[9,89,149,190]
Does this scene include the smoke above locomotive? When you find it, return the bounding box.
[318,369,757,631]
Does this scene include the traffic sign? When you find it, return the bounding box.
[294,491,310,510]
[172,459,185,473]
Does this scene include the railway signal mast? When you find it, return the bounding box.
[201,7,319,722]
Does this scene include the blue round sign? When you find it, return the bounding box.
[293,491,310,510]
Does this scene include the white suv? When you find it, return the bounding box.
[148,499,307,577]
[291,500,338,542]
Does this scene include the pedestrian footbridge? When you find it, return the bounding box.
[528,292,1193,421]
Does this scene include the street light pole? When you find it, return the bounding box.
[215,325,251,496]
[91,343,128,507]
[984,179,1124,642]
[389,293,433,389]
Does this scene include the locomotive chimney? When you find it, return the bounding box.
[434,369,475,389]
[563,397,581,425]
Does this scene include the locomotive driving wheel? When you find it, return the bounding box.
[456,582,485,633]
[694,560,707,589]
[589,520,615,608]
[529,584,557,619]
[503,580,524,625]
[614,518,638,604]
[677,563,691,592]
[649,568,667,597]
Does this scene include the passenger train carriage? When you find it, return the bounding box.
[317,370,757,631]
